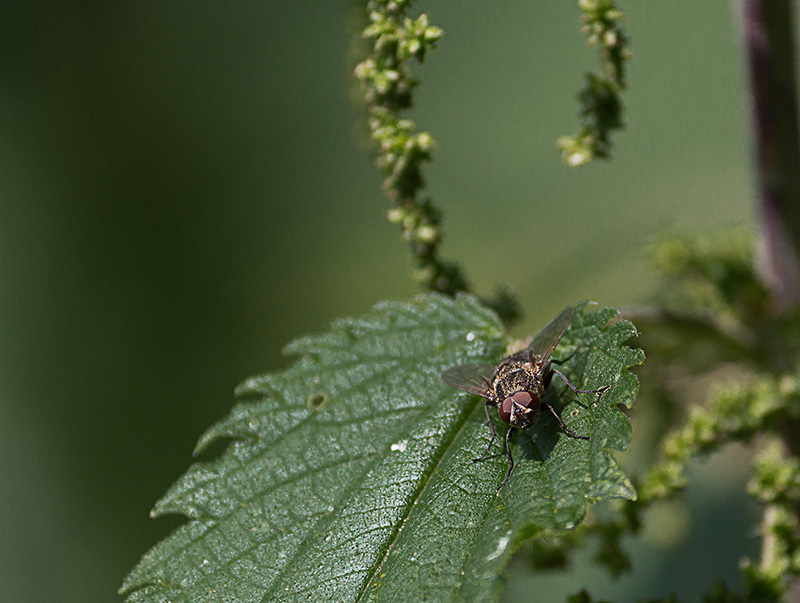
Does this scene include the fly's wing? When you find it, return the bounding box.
[441,363,495,398]
[528,305,574,360]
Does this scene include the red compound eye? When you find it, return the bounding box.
[499,391,539,423]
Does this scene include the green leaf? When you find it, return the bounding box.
[120,294,642,603]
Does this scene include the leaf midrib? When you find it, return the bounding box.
[252,384,480,601]
[354,392,486,602]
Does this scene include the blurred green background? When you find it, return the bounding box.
[0,2,756,602]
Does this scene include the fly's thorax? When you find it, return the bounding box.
[490,352,547,401]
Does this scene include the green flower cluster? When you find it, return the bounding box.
[354,1,521,324]
[354,3,470,297]
[557,0,631,166]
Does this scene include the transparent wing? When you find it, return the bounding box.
[528,305,574,359]
[441,363,495,398]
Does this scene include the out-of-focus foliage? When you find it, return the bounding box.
[624,230,800,601]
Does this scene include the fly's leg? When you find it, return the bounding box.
[551,368,611,396]
[547,369,603,442]
[542,403,591,441]
[497,427,517,491]
[472,401,497,463]
[550,349,577,365]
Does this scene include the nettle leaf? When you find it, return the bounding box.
[120,294,642,603]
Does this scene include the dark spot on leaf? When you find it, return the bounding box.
[307,391,328,411]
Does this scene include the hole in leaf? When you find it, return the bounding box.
[307,391,328,411]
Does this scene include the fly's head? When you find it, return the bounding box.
[498,390,542,428]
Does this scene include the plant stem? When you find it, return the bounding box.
[739,0,800,309]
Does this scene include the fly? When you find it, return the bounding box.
[441,306,610,490]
